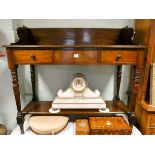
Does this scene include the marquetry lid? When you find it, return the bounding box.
[89,116,132,133]
[76,119,90,135]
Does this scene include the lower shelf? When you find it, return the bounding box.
[22,100,130,115]
[11,114,142,135]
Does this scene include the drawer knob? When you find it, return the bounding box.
[73,53,79,58]
[30,54,36,60]
[115,55,122,61]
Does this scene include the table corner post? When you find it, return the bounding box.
[10,65,25,134]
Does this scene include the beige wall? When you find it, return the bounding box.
[14,19,134,28]
[0,19,16,133]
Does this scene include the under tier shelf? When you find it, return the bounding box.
[22,100,130,115]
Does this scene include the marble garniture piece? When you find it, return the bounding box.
[49,73,106,111]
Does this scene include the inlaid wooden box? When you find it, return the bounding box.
[76,119,90,135]
[89,117,132,135]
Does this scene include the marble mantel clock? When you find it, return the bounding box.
[49,73,107,112]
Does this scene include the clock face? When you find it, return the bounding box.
[70,74,87,92]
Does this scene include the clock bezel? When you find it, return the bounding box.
[70,73,88,92]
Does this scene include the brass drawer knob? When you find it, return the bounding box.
[115,55,122,61]
[30,54,36,60]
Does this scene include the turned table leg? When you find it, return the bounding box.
[129,66,140,126]
[126,66,134,109]
[30,65,37,101]
[115,65,122,100]
[11,66,25,134]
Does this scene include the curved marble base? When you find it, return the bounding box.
[52,97,106,109]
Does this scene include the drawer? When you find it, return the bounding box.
[100,50,138,64]
[54,50,98,64]
[150,114,155,126]
[13,50,53,64]
[150,128,155,135]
